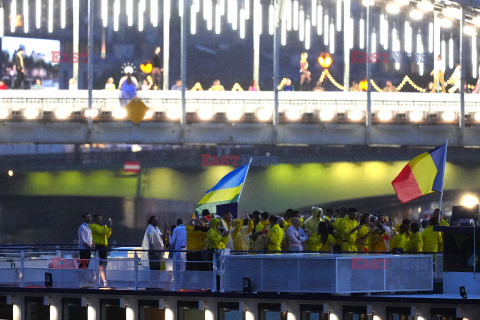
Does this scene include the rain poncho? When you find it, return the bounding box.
[407,231,423,252]
[338,217,358,252]
[185,225,207,250]
[304,207,323,236]
[309,234,335,252]
[207,218,229,249]
[332,217,345,246]
[231,219,254,251]
[268,224,284,252]
[390,232,408,252]
[356,224,371,253]
[422,225,443,253]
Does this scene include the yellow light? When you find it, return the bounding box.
[286,109,301,121]
[85,109,99,118]
[474,112,480,122]
[464,25,475,36]
[386,3,400,15]
[473,16,480,27]
[0,108,10,119]
[257,108,272,121]
[144,109,154,119]
[409,9,423,20]
[55,108,70,120]
[23,108,40,120]
[409,111,423,122]
[319,109,335,122]
[440,17,453,29]
[461,194,479,208]
[377,110,393,122]
[112,108,127,120]
[442,111,456,122]
[198,108,214,121]
[348,110,363,122]
[226,108,243,121]
[8,170,13,177]
[417,0,433,12]
[166,108,181,121]
[444,7,461,20]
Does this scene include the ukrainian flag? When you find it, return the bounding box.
[195,160,252,214]
[392,142,447,204]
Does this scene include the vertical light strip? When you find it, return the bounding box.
[359,17,365,49]
[312,0,317,26]
[269,4,274,35]
[349,18,354,49]
[192,5,198,34]
[0,7,4,37]
[232,0,238,30]
[417,32,424,75]
[228,0,234,23]
[24,0,29,32]
[206,0,213,30]
[36,0,41,29]
[151,0,158,27]
[203,0,208,19]
[393,27,400,70]
[379,13,384,47]
[299,8,304,41]
[441,38,446,71]
[253,0,262,35]
[281,18,287,45]
[245,0,250,19]
[448,37,453,69]
[305,18,311,49]
[381,14,388,49]
[214,3,220,34]
[404,21,411,53]
[324,12,329,45]
[219,0,225,15]
[293,0,299,31]
[114,0,120,31]
[472,34,477,78]
[48,0,53,33]
[10,0,16,33]
[239,8,245,38]
[286,0,292,30]
[329,21,335,53]
[336,0,341,31]
[179,0,183,17]
[102,0,108,27]
[127,0,133,26]
[371,30,376,55]
[428,21,433,53]
[138,0,145,31]
[317,4,322,35]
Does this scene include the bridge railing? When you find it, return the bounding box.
[0,90,477,124]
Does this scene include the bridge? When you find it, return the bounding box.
[0,90,478,146]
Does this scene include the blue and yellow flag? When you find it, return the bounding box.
[195,160,252,214]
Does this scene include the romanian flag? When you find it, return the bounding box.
[392,143,447,204]
[195,160,252,214]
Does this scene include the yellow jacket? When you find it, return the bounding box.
[332,217,344,245]
[89,224,112,247]
[356,224,371,253]
[390,233,408,252]
[231,219,254,251]
[255,220,269,233]
[207,218,229,249]
[370,232,386,252]
[309,234,335,252]
[407,232,423,252]
[304,208,322,235]
[268,224,284,252]
[186,225,207,250]
[338,217,358,252]
[422,225,443,252]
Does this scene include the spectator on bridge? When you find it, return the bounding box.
[142,216,164,271]
[312,80,325,92]
[31,79,43,90]
[141,79,151,91]
[152,46,163,88]
[431,55,446,93]
[0,80,7,90]
[286,217,308,252]
[13,48,25,89]
[89,214,112,287]
[299,52,312,91]
[171,79,182,90]
[105,78,116,90]
[170,219,187,272]
[209,80,225,91]
[69,78,78,90]
[350,81,361,92]
[248,80,260,91]
[422,218,443,253]
[78,213,94,287]
[278,78,294,91]
[267,215,284,253]
[407,223,423,253]
[119,73,138,105]
[465,83,472,93]
[383,81,398,92]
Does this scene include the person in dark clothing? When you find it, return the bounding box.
[151,47,163,89]
[13,49,25,89]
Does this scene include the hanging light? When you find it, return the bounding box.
[36,0,41,29]
[386,3,400,15]
[293,0,299,31]
[417,31,424,75]
[138,0,145,32]
[409,9,423,21]
[329,21,335,53]
[232,0,238,30]
[24,0,29,32]
[472,34,477,78]
[268,4,274,35]
[336,0,341,31]
[443,7,461,20]
[206,0,213,30]
[349,18,354,49]
[219,0,225,15]
[245,0,250,19]
[379,14,385,47]
[449,37,454,69]
[417,0,433,12]
[192,6,198,34]
[312,0,317,26]
[127,0,133,26]
[392,27,400,70]
[114,0,120,31]
[464,25,475,36]
[440,17,452,29]
[102,0,108,27]
[305,18,311,49]
[324,12,329,46]
[239,8,245,38]
[10,0,16,33]
[317,4,322,35]
[228,0,234,22]
[428,21,433,53]
[371,29,377,54]
[0,6,3,37]
[299,8,305,41]
[286,0,292,30]
[281,19,287,45]
[151,0,158,27]
[472,16,480,27]
[405,21,412,54]
[359,17,364,49]
[179,0,183,17]
[48,0,54,33]
[254,0,262,36]
[215,1,222,34]
[362,0,374,6]
[441,38,446,70]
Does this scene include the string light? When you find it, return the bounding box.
[36,0,41,29]
[305,18,311,49]
[10,0,16,33]
[293,0,299,31]
[317,4,322,35]
[48,0,53,33]
[359,17,365,49]
[24,0,29,32]
[179,0,184,17]
[312,0,317,26]
[336,0,342,31]
[299,8,305,41]
[151,0,158,27]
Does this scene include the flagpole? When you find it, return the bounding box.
[237,158,253,205]
[438,140,448,224]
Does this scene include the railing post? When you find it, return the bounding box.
[134,251,138,290]
[20,250,25,288]
[93,251,99,290]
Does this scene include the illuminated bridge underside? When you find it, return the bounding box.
[0,91,478,145]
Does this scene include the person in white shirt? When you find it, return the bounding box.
[448,64,461,93]
[286,217,308,252]
[78,213,94,269]
[170,219,187,271]
[142,216,164,270]
[431,55,446,93]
